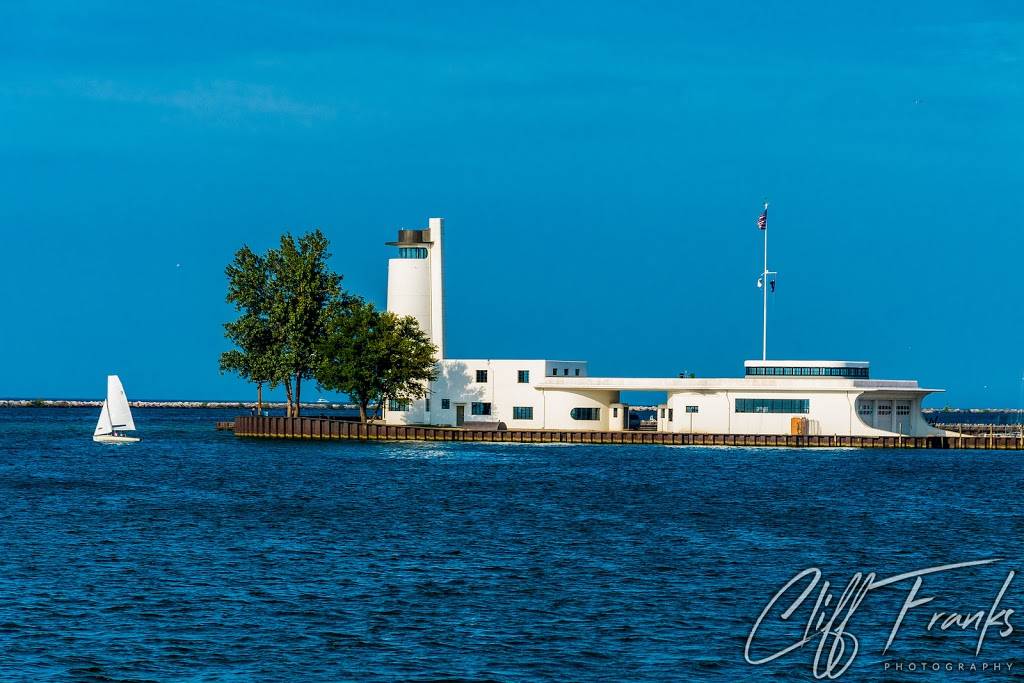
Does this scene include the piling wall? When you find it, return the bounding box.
[229,416,1024,450]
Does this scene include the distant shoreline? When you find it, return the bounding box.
[0,400,358,410]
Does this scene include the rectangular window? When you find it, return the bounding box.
[475,369,488,383]
[660,408,665,418]
[388,399,409,411]
[552,368,558,375]
[612,407,619,417]
[512,406,534,420]
[425,398,430,412]
[563,368,569,376]
[471,402,492,416]
[575,368,580,376]
[668,409,674,421]
[735,398,809,414]
[517,370,530,383]
[895,402,911,416]
[686,405,699,413]
[441,399,450,410]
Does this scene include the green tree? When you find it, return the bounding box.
[221,246,285,412]
[316,298,438,423]
[222,231,342,417]
[268,230,343,416]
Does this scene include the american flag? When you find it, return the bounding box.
[757,205,767,230]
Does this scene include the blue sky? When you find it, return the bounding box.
[1,1,1022,407]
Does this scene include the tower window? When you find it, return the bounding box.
[517,370,529,383]
[397,247,428,259]
[475,370,488,383]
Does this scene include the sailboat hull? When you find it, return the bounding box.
[93,435,141,444]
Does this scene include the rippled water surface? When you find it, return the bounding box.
[1,408,1022,681]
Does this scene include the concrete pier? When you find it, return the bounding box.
[230,416,1024,450]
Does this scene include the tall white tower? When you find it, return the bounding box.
[386,217,445,359]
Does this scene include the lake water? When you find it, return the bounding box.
[1,408,1021,681]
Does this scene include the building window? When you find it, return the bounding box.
[745,366,869,379]
[425,398,430,412]
[734,398,810,414]
[668,409,674,421]
[552,368,558,375]
[686,405,699,413]
[441,399,450,410]
[878,402,892,416]
[612,407,618,417]
[563,368,569,376]
[660,408,665,418]
[570,407,600,420]
[471,402,492,416]
[475,370,488,383]
[895,402,911,416]
[517,370,530,383]
[858,402,872,416]
[388,399,409,411]
[575,368,580,376]
[397,247,428,259]
[512,406,533,420]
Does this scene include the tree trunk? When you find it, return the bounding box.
[294,373,302,417]
[256,382,263,415]
[284,377,294,417]
[358,401,368,423]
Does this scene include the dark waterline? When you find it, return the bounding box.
[1,408,1021,681]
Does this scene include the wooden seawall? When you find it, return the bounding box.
[230,416,1024,450]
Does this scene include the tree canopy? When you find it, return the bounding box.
[316,297,437,423]
[222,230,436,421]
[221,230,342,416]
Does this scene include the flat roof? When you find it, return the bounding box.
[744,360,869,368]
[535,376,939,393]
[438,358,587,364]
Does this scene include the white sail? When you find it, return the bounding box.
[94,400,113,436]
[107,375,136,432]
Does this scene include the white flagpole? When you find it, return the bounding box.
[762,202,768,361]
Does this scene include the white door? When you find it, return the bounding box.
[856,399,874,429]
[894,400,912,434]
[876,400,893,432]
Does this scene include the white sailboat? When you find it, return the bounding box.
[93,375,141,444]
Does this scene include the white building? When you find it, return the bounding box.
[383,218,945,437]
